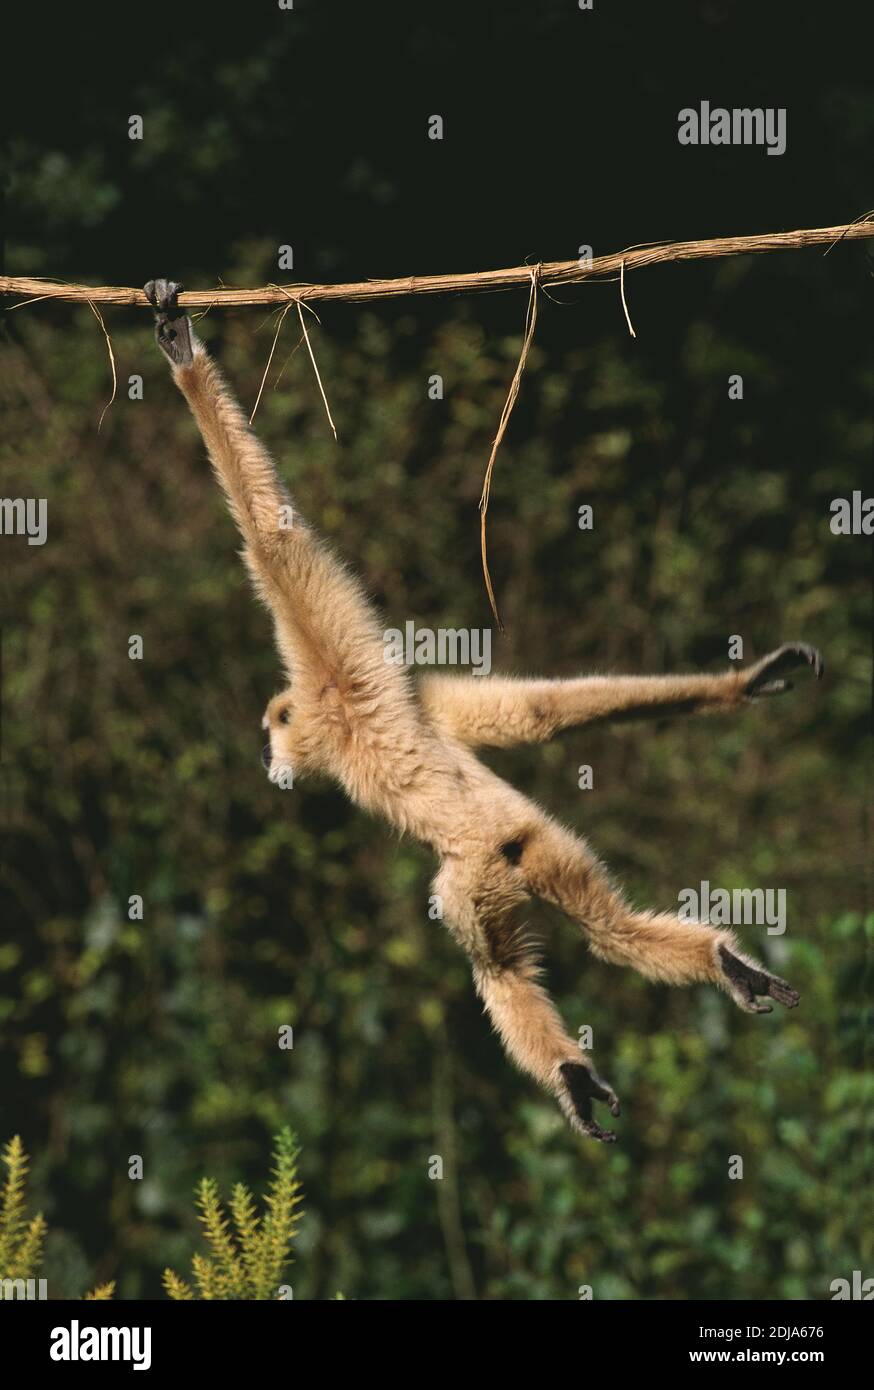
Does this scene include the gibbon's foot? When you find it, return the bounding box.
[744,642,825,700]
[717,945,800,1015]
[144,278,194,367]
[559,1062,621,1143]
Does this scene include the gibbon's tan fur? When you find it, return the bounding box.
[146,280,822,1141]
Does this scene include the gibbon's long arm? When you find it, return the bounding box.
[419,645,824,747]
[145,279,388,689]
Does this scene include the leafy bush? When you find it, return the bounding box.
[1,1131,308,1301]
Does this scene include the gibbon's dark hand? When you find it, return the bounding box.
[144,279,194,367]
[559,1061,622,1143]
[743,642,825,700]
[718,945,800,1015]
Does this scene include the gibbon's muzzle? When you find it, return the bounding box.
[261,741,272,770]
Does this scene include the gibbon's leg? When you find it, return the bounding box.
[419,644,824,749]
[434,855,621,1141]
[519,819,799,1014]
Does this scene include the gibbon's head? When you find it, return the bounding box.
[261,689,296,784]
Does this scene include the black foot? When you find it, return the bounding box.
[744,643,825,700]
[718,945,800,1014]
[559,1061,621,1143]
[144,278,194,367]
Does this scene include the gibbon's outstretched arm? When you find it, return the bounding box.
[144,279,389,693]
[419,644,824,747]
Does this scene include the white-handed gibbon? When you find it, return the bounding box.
[146,279,823,1142]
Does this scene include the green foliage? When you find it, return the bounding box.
[3,286,871,1297]
[1,1131,303,1300]
[3,284,869,1298]
[164,1128,303,1299]
[2,8,871,1301]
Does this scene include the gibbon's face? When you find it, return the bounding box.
[261,689,296,783]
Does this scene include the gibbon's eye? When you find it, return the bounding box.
[278,708,291,725]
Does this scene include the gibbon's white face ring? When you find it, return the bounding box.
[262,735,294,785]
[261,691,295,781]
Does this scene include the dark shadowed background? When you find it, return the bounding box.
[2,0,872,1299]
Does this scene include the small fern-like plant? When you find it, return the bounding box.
[0,1135,114,1299]
[0,1135,47,1281]
[1,1131,308,1300]
[163,1128,303,1300]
